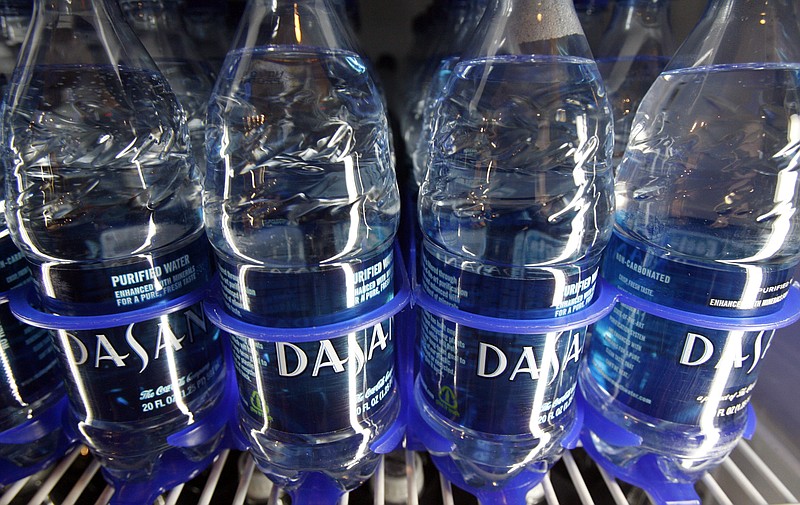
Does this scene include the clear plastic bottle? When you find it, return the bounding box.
[205,0,399,327]
[580,301,775,484]
[580,0,800,490]
[418,0,614,320]
[401,0,482,178]
[410,0,487,187]
[204,0,401,499]
[119,0,215,174]
[0,301,66,481]
[0,0,68,481]
[415,0,614,490]
[604,0,800,317]
[4,0,213,315]
[595,0,674,166]
[2,0,225,484]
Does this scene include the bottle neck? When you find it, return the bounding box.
[465,0,592,60]
[25,0,154,68]
[668,0,800,69]
[233,0,356,52]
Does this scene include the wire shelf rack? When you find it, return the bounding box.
[2,426,798,505]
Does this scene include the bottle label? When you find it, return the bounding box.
[0,301,61,415]
[418,309,584,435]
[51,303,224,423]
[31,234,212,315]
[586,303,772,426]
[229,317,396,434]
[0,231,32,293]
[421,242,599,319]
[604,232,795,316]
[216,245,394,326]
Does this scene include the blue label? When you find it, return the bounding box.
[0,301,61,431]
[229,317,396,434]
[0,232,32,293]
[586,303,772,426]
[603,232,795,316]
[216,246,394,326]
[421,241,599,319]
[51,303,223,423]
[31,234,212,315]
[417,309,584,435]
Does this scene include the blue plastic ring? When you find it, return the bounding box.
[8,284,210,330]
[617,283,800,331]
[413,279,619,333]
[203,246,413,342]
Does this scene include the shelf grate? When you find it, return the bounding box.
[2,434,798,505]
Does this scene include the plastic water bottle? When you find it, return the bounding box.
[415,0,614,496]
[205,0,399,327]
[603,0,800,317]
[401,0,484,180]
[595,0,674,165]
[579,298,791,491]
[2,0,225,490]
[410,0,487,187]
[0,0,71,484]
[120,0,215,174]
[0,299,67,484]
[418,0,614,321]
[579,0,800,498]
[204,0,401,500]
[4,0,213,315]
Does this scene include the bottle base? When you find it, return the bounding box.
[240,396,401,493]
[578,365,746,483]
[414,382,570,489]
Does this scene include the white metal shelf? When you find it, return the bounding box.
[2,429,798,505]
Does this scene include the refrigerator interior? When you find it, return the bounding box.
[2,0,800,503]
